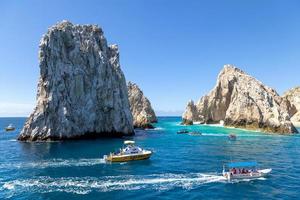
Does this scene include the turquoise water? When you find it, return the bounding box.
[1,117,300,199]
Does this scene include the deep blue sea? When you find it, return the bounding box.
[1,117,300,200]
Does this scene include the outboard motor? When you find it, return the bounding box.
[223,165,231,180]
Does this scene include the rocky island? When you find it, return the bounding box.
[127,82,157,129]
[19,21,134,141]
[283,87,300,127]
[182,65,298,134]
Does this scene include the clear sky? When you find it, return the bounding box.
[0,0,300,117]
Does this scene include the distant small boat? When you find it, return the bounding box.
[228,134,237,140]
[223,161,272,181]
[103,140,152,162]
[5,124,15,131]
[177,129,189,134]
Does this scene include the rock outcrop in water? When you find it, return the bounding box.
[283,87,300,127]
[19,21,134,141]
[182,65,298,134]
[127,82,157,129]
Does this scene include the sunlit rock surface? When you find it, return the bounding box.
[283,87,300,127]
[182,65,298,134]
[128,82,157,129]
[19,21,134,141]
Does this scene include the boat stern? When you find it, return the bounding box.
[103,154,113,162]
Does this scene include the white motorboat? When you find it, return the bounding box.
[104,140,152,162]
[177,129,189,134]
[223,161,272,181]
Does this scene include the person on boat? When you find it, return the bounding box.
[232,168,237,174]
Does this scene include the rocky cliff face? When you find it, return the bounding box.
[127,82,157,129]
[182,65,298,134]
[19,21,134,141]
[283,87,300,127]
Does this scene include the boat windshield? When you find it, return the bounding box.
[124,140,135,145]
[123,146,142,154]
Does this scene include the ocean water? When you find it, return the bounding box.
[0,117,300,200]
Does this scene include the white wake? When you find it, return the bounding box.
[1,173,227,194]
[0,158,106,169]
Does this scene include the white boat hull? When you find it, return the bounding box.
[223,168,272,181]
[104,150,152,162]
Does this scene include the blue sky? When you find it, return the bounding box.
[0,0,300,117]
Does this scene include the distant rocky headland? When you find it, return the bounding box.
[19,21,136,141]
[128,82,157,129]
[182,65,298,134]
[283,87,300,127]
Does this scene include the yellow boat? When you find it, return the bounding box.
[5,124,15,131]
[104,140,152,162]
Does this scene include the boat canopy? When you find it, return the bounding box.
[227,161,257,168]
[124,140,135,145]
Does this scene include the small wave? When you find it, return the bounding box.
[142,127,164,131]
[257,177,266,180]
[3,183,14,190]
[202,124,224,127]
[230,176,267,183]
[0,158,106,169]
[201,133,228,137]
[200,133,275,137]
[1,173,226,195]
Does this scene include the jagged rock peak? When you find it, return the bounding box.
[182,100,198,125]
[221,64,245,74]
[48,20,103,33]
[182,64,298,134]
[283,86,300,127]
[128,82,157,129]
[283,87,300,109]
[19,20,134,141]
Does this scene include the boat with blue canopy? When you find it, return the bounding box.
[223,161,271,181]
[227,161,257,168]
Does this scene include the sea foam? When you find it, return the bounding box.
[0,158,106,170]
[1,173,227,195]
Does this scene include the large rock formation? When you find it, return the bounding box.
[182,65,298,134]
[283,87,300,127]
[19,21,134,141]
[127,82,157,129]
